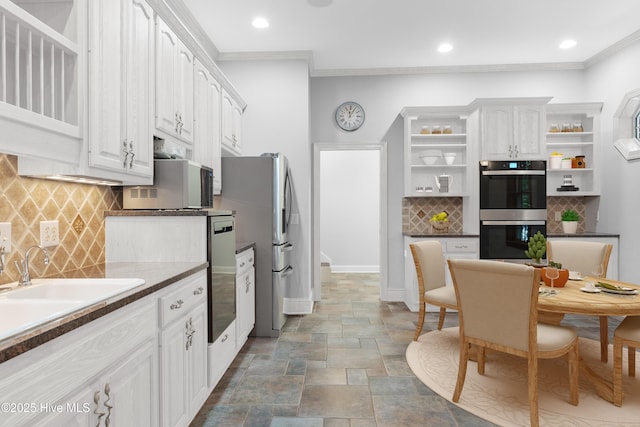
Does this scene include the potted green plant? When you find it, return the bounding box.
[524,231,546,265]
[561,209,580,234]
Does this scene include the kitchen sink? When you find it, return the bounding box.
[0,299,85,341]
[2,278,145,302]
[0,278,145,341]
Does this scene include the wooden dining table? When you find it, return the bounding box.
[537,276,640,404]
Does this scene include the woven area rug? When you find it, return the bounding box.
[406,327,640,427]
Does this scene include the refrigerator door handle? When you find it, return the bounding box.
[280,266,294,277]
[283,243,294,251]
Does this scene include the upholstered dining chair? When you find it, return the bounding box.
[613,315,640,406]
[448,259,579,427]
[547,240,613,362]
[409,241,457,341]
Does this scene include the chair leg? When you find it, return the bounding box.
[527,352,539,427]
[452,342,469,403]
[437,307,447,330]
[413,303,426,341]
[600,316,609,363]
[567,342,579,406]
[629,346,636,377]
[613,336,624,407]
[477,346,486,375]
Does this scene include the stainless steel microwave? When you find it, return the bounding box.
[123,159,214,209]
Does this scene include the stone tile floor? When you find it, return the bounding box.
[190,273,621,427]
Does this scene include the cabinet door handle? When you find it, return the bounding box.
[128,141,135,169]
[185,317,194,350]
[170,299,184,310]
[104,383,113,427]
[193,286,204,295]
[122,140,130,168]
[93,390,105,427]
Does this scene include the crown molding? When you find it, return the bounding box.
[584,29,640,68]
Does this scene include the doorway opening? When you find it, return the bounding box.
[312,142,388,301]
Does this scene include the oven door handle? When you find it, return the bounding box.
[481,170,546,176]
[481,220,546,226]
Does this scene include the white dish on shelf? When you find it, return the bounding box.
[443,152,456,165]
[420,150,441,165]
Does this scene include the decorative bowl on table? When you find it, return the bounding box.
[541,267,569,288]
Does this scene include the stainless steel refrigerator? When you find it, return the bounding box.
[220,153,293,337]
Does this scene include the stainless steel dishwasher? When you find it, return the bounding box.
[207,211,236,343]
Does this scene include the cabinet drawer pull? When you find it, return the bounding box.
[170,299,184,310]
[193,286,204,295]
[94,391,105,427]
[248,257,253,264]
[221,333,229,342]
[239,261,245,268]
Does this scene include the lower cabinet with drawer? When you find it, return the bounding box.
[0,298,159,427]
[236,247,255,350]
[159,270,209,427]
[404,236,479,312]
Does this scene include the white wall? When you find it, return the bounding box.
[320,149,380,272]
[584,40,640,283]
[217,59,311,300]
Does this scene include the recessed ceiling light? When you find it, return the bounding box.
[252,17,269,29]
[559,39,577,49]
[438,43,453,53]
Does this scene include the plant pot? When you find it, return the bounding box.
[562,221,578,234]
[541,267,570,288]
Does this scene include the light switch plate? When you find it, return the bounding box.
[0,222,11,252]
[40,220,60,247]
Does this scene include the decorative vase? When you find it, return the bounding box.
[541,267,570,288]
[562,221,578,234]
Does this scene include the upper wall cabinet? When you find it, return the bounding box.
[193,58,222,193]
[86,0,154,183]
[0,0,83,164]
[155,16,194,146]
[476,97,551,160]
[221,88,243,156]
[401,106,471,197]
[545,103,603,196]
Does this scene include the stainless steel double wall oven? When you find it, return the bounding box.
[479,160,547,260]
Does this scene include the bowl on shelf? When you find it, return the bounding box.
[420,150,441,165]
[443,152,456,165]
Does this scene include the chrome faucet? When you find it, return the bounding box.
[15,245,50,286]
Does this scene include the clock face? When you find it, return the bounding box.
[335,102,365,131]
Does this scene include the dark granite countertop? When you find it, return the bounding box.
[403,232,480,238]
[105,209,208,217]
[236,241,256,254]
[0,261,207,363]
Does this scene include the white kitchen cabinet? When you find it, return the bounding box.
[545,103,603,196]
[477,98,550,160]
[236,247,255,349]
[221,88,243,156]
[0,298,159,427]
[400,106,471,197]
[159,270,208,427]
[0,1,83,164]
[208,319,236,389]
[193,58,222,193]
[86,0,154,183]
[156,16,194,146]
[404,236,478,312]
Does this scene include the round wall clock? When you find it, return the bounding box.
[335,101,365,131]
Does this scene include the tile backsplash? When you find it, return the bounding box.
[0,154,122,285]
[403,197,463,234]
[403,196,588,235]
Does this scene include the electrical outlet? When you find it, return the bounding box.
[40,220,60,248]
[0,222,11,252]
[554,211,561,221]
